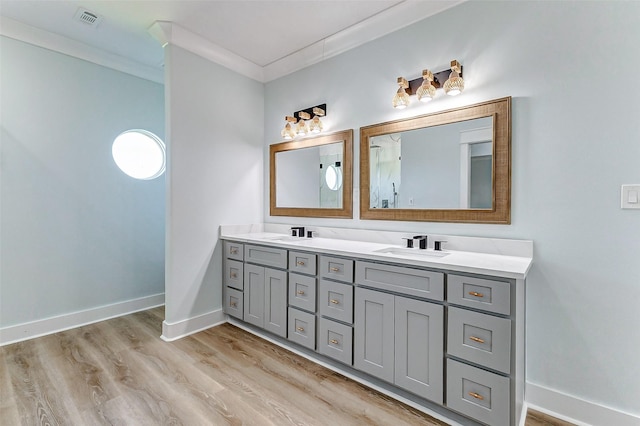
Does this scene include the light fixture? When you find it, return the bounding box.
[296,111,310,136]
[281,116,297,140]
[281,104,327,140]
[309,106,325,134]
[392,60,464,109]
[392,77,411,109]
[416,69,436,103]
[443,59,465,96]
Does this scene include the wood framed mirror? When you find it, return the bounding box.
[270,129,353,218]
[360,97,511,224]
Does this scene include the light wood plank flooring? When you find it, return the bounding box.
[1,307,573,425]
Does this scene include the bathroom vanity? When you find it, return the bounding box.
[220,225,532,426]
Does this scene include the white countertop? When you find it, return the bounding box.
[220,231,532,280]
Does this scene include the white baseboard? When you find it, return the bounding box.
[526,382,640,426]
[0,293,165,346]
[161,309,226,341]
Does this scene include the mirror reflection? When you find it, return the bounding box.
[360,97,511,224]
[368,117,493,210]
[276,142,344,209]
[270,129,353,218]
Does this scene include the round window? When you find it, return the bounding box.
[325,164,343,191]
[112,130,165,180]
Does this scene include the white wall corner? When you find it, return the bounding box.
[526,382,640,426]
[1,16,163,84]
[147,20,263,83]
[0,294,165,346]
[161,309,227,342]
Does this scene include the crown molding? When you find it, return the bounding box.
[0,16,163,84]
[148,21,264,82]
[149,1,465,83]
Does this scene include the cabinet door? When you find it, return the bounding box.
[394,296,444,403]
[354,287,395,383]
[264,268,287,337]
[244,264,264,328]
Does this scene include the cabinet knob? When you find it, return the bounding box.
[468,291,484,298]
[296,290,305,296]
[296,326,305,332]
[330,339,339,345]
[330,299,340,305]
[230,302,237,308]
[330,267,340,272]
[230,272,237,278]
[468,392,484,401]
[296,260,306,266]
[230,248,238,254]
[469,336,485,344]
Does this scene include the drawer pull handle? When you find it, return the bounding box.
[468,291,484,298]
[296,326,305,332]
[230,302,237,308]
[330,299,340,305]
[230,248,238,254]
[297,261,306,266]
[296,290,305,296]
[468,392,484,401]
[230,273,237,278]
[469,336,485,344]
[330,339,339,345]
[330,267,340,272]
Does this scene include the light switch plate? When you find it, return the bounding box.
[621,184,640,209]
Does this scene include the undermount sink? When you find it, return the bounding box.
[373,247,450,258]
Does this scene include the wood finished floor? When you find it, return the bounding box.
[1,307,573,425]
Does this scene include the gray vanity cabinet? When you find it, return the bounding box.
[354,287,443,403]
[354,287,395,382]
[243,262,287,338]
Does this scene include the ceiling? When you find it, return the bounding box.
[0,1,462,81]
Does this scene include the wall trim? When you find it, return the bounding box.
[161,308,226,341]
[526,382,640,426]
[148,1,465,83]
[0,16,163,84]
[0,293,165,346]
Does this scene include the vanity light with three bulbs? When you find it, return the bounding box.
[281,105,326,140]
[393,59,465,109]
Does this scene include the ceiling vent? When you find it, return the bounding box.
[73,8,103,28]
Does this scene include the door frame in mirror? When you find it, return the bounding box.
[360,97,511,224]
[270,129,353,218]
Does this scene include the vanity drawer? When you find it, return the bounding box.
[245,244,287,269]
[289,251,317,276]
[224,287,243,320]
[319,256,354,283]
[318,317,353,365]
[446,359,510,426]
[224,259,244,290]
[288,307,316,350]
[448,274,511,315]
[447,307,511,374]
[319,279,354,324]
[224,241,244,261]
[288,273,316,313]
[355,261,444,301]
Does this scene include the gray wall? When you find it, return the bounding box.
[264,1,640,416]
[163,45,264,330]
[1,37,165,327]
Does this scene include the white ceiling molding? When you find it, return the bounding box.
[148,21,264,82]
[149,1,465,83]
[263,0,466,82]
[0,16,163,84]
